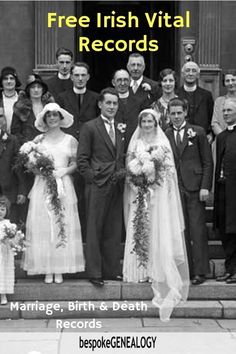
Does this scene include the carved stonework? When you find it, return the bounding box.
[34,1,58,76]
[198,1,222,98]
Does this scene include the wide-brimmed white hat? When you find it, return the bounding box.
[35,103,74,132]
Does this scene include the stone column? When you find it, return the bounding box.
[198,1,221,98]
[34,1,58,77]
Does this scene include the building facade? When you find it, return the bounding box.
[0,1,236,97]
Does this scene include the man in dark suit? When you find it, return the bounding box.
[166,98,213,285]
[57,62,99,141]
[0,106,26,222]
[126,53,160,104]
[45,47,73,102]
[77,88,124,286]
[177,61,214,143]
[214,98,236,284]
[112,69,149,150]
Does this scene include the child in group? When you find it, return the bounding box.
[0,196,15,305]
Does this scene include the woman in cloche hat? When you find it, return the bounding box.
[0,66,22,133]
[11,74,54,144]
[23,103,85,284]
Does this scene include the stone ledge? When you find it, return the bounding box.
[2,300,234,320]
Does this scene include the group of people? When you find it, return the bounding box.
[0,48,236,321]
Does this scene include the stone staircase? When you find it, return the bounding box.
[1,206,236,321]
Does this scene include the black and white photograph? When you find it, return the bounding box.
[0,0,236,353]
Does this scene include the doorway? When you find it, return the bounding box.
[75,1,178,92]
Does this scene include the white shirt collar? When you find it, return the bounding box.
[130,76,143,88]
[101,114,114,124]
[73,87,86,94]
[173,121,186,131]
[58,72,71,80]
[183,84,197,92]
[119,91,129,99]
[227,123,236,131]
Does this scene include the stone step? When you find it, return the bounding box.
[1,300,235,320]
[9,279,236,302]
[15,258,226,280]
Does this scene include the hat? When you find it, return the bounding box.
[138,108,161,125]
[35,103,74,132]
[25,74,48,96]
[0,66,22,88]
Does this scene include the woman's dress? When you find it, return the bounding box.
[23,134,85,274]
[123,132,189,322]
[0,219,14,294]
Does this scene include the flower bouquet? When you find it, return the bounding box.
[14,136,66,247]
[127,145,172,267]
[0,221,26,255]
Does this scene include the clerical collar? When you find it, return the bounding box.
[227,123,236,131]
[73,87,86,94]
[173,122,186,131]
[130,76,143,88]
[119,92,129,99]
[101,115,114,124]
[58,72,71,80]
[183,84,197,92]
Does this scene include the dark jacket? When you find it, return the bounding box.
[77,116,125,187]
[177,86,214,134]
[166,123,213,192]
[57,89,99,140]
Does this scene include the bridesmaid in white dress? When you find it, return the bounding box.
[23,103,85,284]
[0,196,14,305]
[123,109,189,321]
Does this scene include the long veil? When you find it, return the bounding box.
[124,120,189,322]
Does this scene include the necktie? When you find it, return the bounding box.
[174,127,184,150]
[107,121,116,146]
[132,81,138,94]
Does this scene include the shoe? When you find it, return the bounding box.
[89,278,104,287]
[191,275,205,285]
[226,274,236,284]
[139,277,149,283]
[0,294,8,305]
[216,272,231,282]
[44,274,53,284]
[108,275,123,281]
[54,274,63,284]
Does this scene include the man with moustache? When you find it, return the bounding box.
[77,88,124,286]
[177,61,214,143]
[166,98,213,285]
[45,47,73,102]
[112,69,149,149]
[214,99,236,284]
[126,53,160,104]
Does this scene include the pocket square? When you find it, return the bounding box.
[188,141,193,146]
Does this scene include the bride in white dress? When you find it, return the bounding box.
[123,108,189,321]
[23,103,85,283]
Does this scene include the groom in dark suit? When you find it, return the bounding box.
[166,98,213,285]
[77,88,125,286]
